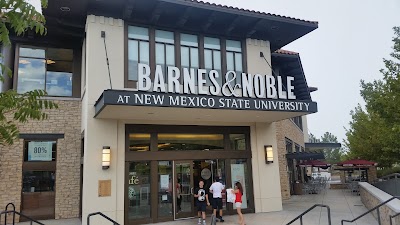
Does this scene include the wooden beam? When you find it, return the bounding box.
[176,7,193,28]
[225,15,242,35]
[122,0,135,20]
[202,11,218,32]
[246,18,263,37]
[150,2,165,24]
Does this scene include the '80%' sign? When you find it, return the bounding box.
[28,141,53,161]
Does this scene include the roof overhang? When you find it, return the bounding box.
[286,152,325,160]
[305,142,342,149]
[94,90,318,122]
[40,0,318,52]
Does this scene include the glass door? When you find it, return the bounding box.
[174,161,195,219]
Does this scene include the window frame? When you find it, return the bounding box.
[13,44,81,98]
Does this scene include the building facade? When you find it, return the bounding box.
[0,0,318,224]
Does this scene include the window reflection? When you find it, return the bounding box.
[128,162,151,220]
[17,47,73,96]
[229,134,246,151]
[226,40,243,85]
[129,133,151,151]
[22,171,55,192]
[128,26,150,81]
[156,30,175,83]
[230,159,249,209]
[181,33,199,85]
[204,37,222,85]
[158,161,173,218]
[158,133,224,151]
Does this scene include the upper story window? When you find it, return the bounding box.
[17,47,73,96]
[128,26,150,82]
[291,116,303,131]
[285,138,293,153]
[180,34,199,70]
[155,30,175,83]
[226,40,243,85]
[204,37,222,85]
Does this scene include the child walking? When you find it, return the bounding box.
[231,182,245,225]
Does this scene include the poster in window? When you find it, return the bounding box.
[231,164,247,209]
[28,141,53,161]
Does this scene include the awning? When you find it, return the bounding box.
[335,159,377,167]
[285,152,325,160]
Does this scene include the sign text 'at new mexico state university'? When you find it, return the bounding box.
[101,91,317,112]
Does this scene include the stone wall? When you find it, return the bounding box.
[275,119,305,200]
[0,99,81,222]
[360,182,400,225]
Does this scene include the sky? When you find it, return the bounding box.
[203,0,400,143]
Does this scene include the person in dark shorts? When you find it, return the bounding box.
[194,180,210,225]
[209,178,225,222]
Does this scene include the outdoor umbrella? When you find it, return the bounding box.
[335,159,377,182]
[335,159,376,167]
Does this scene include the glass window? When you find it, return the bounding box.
[157,133,224,151]
[156,30,175,83]
[286,138,293,153]
[204,37,222,85]
[226,40,243,85]
[158,161,173,218]
[17,47,73,96]
[204,37,220,50]
[181,33,199,85]
[230,159,250,209]
[128,26,150,81]
[294,144,300,153]
[128,161,151,220]
[24,140,56,161]
[129,133,151,151]
[229,134,246,151]
[22,171,55,193]
[128,26,149,40]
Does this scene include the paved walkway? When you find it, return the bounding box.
[16,189,377,225]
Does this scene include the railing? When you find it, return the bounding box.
[1,202,44,225]
[87,212,120,225]
[341,196,400,225]
[286,204,331,225]
[379,173,400,181]
[390,211,400,225]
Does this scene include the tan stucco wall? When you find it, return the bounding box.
[0,100,81,223]
[276,119,305,200]
[81,15,287,224]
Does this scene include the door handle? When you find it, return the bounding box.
[190,187,193,195]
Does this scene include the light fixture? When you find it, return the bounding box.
[264,145,273,164]
[102,146,111,169]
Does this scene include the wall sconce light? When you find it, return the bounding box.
[102,146,111,170]
[264,145,273,164]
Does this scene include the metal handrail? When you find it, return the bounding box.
[390,211,400,225]
[341,196,400,225]
[0,210,44,225]
[87,212,120,225]
[4,203,16,224]
[286,204,331,225]
[379,173,400,181]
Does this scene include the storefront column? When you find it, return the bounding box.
[251,122,283,213]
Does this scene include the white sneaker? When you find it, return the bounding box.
[198,218,202,224]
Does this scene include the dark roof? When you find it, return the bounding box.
[271,50,312,100]
[274,49,299,55]
[305,142,342,149]
[181,0,318,25]
[286,152,325,160]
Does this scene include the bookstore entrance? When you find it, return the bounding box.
[125,125,254,224]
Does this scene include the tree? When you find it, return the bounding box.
[345,27,400,167]
[320,132,343,164]
[0,0,57,145]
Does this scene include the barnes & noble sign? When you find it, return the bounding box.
[96,63,317,113]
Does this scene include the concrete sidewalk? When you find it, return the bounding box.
[16,189,377,225]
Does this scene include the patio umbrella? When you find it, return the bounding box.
[335,159,377,182]
[335,159,376,167]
